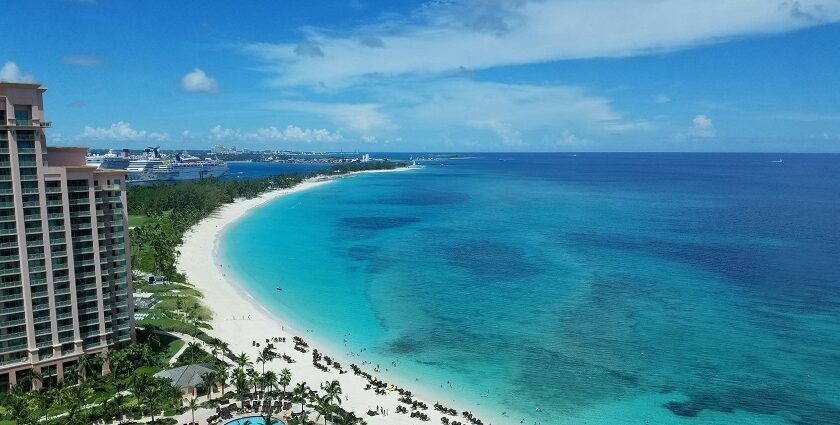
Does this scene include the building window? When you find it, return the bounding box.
[14,107,30,123]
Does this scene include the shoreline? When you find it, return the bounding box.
[176,167,501,425]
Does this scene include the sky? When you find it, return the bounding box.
[2,0,840,152]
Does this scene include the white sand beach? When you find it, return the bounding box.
[176,168,495,425]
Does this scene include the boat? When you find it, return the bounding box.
[168,151,228,181]
[126,147,171,185]
[126,147,228,185]
[772,159,783,163]
[85,149,130,170]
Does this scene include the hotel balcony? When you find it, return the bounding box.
[1,119,52,128]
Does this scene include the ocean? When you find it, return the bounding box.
[220,153,840,424]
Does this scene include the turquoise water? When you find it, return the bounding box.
[221,154,840,424]
[224,416,282,425]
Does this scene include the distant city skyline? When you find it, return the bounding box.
[3,0,840,152]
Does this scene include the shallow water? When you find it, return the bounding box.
[222,153,840,424]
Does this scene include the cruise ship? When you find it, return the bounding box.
[85,149,130,170]
[89,147,227,185]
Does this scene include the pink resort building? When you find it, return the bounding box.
[0,82,134,390]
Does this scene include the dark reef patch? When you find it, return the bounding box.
[385,335,427,355]
[445,240,539,280]
[346,244,379,261]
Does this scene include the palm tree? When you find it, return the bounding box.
[256,353,267,377]
[92,351,107,378]
[292,381,311,417]
[216,363,229,397]
[260,346,276,370]
[146,388,165,424]
[263,371,278,397]
[279,368,292,397]
[187,341,202,364]
[247,368,260,395]
[112,391,127,425]
[322,380,342,408]
[312,394,333,425]
[201,371,217,400]
[33,388,54,423]
[209,338,222,362]
[233,369,249,400]
[186,303,200,337]
[234,352,251,370]
[130,374,154,418]
[58,380,90,423]
[188,397,199,425]
[144,378,179,424]
[76,353,92,382]
[63,367,80,387]
[6,384,32,425]
[21,368,43,390]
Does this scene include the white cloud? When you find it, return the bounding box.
[76,121,169,142]
[0,62,35,83]
[261,79,649,148]
[181,68,218,93]
[655,95,671,104]
[62,55,103,67]
[399,79,634,135]
[148,132,169,142]
[685,114,716,139]
[210,124,343,143]
[470,120,524,147]
[557,130,590,147]
[265,101,397,134]
[243,0,840,86]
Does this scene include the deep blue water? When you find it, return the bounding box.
[222,162,332,179]
[221,153,840,424]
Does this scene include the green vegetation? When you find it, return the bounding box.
[0,161,402,424]
[138,329,185,365]
[0,343,185,425]
[127,214,152,228]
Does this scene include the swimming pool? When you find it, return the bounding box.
[223,416,284,425]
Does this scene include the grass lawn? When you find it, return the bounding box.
[127,214,151,227]
[137,328,186,365]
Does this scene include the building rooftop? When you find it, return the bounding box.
[93,169,128,175]
[154,364,216,389]
[47,146,88,151]
[0,82,46,91]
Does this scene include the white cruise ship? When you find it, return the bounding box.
[93,147,227,185]
[85,149,130,170]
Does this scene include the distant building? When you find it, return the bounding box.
[0,83,134,391]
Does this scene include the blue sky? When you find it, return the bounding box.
[2,0,840,152]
